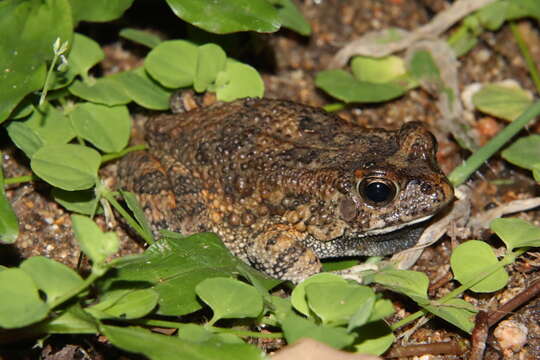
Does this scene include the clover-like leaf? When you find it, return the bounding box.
[31,144,101,190]
[195,277,263,325]
[373,269,429,305]
[291,273,347,317]
[315,69,408,103]
[70,103,131,153]
[305,282,375,326]
[102,325,264,359]
[20,256,84,305]
[102,233,277,316]
[501,135,540,172]
[86,289,159,320]
[450,240,508,293]
[71,215,119,270]
[214,60,264,101]
[0,268,49,328]
[194,43,227,93]
[280,312,355,349]
[145,40,198,88]
[165,0,280,34]
[490,217,540,250]
[351,55,407,84]
[0,161,19,244]
[423,298,477,334]
[473,83,533,121]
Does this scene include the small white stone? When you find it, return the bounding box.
[493,320,528,353]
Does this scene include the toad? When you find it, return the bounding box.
[118,98,453,282]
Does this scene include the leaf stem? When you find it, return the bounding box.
[510,22,540,94]
[209,325,283,339]
[390,248,526,331]
[4,174,36,186]
[49,270,101,309]
[126,319,283,339]
[101,144,148,164]
[448,100,540,186]
[39,38,69,108]
[100,189,153,244]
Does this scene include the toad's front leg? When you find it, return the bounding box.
[245,224,322,283]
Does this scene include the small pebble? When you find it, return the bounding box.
[493,320,528,353]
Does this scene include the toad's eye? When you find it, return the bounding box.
[357,178,397,205]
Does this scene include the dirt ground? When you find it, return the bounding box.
[1,0,539,359]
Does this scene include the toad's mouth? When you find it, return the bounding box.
[303,221,428,258]
[363,214,434,237]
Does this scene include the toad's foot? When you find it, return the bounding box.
[246,224,322,283]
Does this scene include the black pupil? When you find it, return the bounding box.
[364,182,392,203]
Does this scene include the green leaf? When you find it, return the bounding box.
[64,33,104,82]
[86,289,159,320]
[353,321,395,355]
[120,190,154,243]
[0,268,49,328]
[291,273,347,317]
[102,233,274,316]
[145,40,198,88]
[0,0,73,122]
[270,295,293,321]
[69,0,134,23]
[408,50,441,83]
[450,240,508,293]
[52,33,104,88]
[502,134,540,171]
[71,215,120,268]
[305,282,375,326]
[10,99,34,119]
[165,0,280,34]
[119,28,162,48]
[20,256,83,305]
[321,259,359,272]
[40,303,98,334]
[351,56,407,84]
[112,68,171,110]
[70,103,131,153]
[423,298,477,334]
[268,0,311,36]
[280,312,355,349]
[6,120,44,157]
[194,44,227,93]
[69,78,131,106]
[490,218,540,250]
[315,69,407,103]
[373,269,429,305]
[472,83,533,121]
[347,295,375,332]
[477,1,509,30]
[533,164,540,182]
[102,325,264,360]
[368,298,395,322]
[196,277,263,324]
[505,0,540,22]
[177,323,243,344]
[52,188,99,215]
[6,104,75,157]
[447,25,478,57]
[23,104,76,145]
[214,60,264,101]
[0,161,19,244]
[31,144,101,190]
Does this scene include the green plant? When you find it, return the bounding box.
[1,0,540,358]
